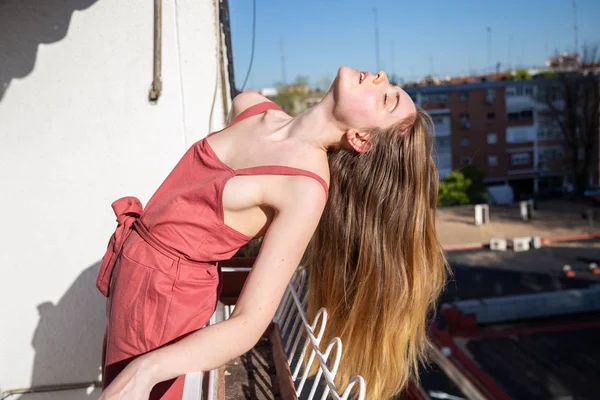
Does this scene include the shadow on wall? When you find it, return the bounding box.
[28,262,105,399]
[0,0,100,102]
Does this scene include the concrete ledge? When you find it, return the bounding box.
[267,323,298,400]
[430,327,513,400]
[444,242,486,252]
[444,232,600,253]
[542,232,600,245]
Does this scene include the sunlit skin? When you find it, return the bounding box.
[331,66,417,151]
[278,65,418,155]
[333,66,416,129]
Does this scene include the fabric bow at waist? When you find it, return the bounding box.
[96,196,143,297]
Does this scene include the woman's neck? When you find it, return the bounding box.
[278,92,345,153]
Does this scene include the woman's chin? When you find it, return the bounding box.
[338,66,353,77]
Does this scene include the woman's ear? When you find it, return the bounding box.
[345,129,371,153]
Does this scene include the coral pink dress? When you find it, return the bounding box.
[96,102,328,399]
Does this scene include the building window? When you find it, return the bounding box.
[432,116,445,125]
[459,113,470,128]
[538,128,564,140]
[507,127,536,143]
[511,152,530,165]
[488,155,498,167]
[508,110,534,121]
[506,86,534,96]
[422,93,449,102]
[460,136,470,147]
[460,157,472,166]
[486,89,496,103]
[487,133,497,144]
[538,85,562,102]
[435,136,451,151]
[459,91,468,101]
[487,112,496,121]
[539,147,563,162]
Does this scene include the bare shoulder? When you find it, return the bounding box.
[229,92,275,121]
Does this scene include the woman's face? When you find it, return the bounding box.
[331,66,416,131]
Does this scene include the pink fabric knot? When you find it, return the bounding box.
[96,197,143,297]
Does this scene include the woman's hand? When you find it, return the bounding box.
[98,357,156,400]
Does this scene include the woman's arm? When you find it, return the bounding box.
[108,176,327,394]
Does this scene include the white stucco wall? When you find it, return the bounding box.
[0,0,231,398]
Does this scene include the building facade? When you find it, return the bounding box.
[407,77,598,198]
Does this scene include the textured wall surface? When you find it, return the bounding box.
[0,0,230,397]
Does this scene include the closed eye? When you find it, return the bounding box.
[392,93,400,112]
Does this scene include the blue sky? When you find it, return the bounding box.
[228,0,600,90]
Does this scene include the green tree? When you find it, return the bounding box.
[538,44,600,196]
[438,171,472,207]
[512,68,532,80]
[461,164,489,204]
[293,75,310,86]
[267,87,296,115]
[315,75,333,92]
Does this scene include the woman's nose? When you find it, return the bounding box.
[374,71,388,84]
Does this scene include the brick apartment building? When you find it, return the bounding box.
[405,78,598,199]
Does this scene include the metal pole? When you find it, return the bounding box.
[487,27,491,74]
[280,40,286,85]
[373,8,380,71]
[508,35,513,70]
[149,0,162,103]
[1,382,101,400]
[391,41,395,78]
[573,0,579,54]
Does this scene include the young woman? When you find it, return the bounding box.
[97,66,447,400]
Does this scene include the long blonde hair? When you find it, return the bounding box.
[303,108,448,399]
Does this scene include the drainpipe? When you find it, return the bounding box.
[148,0,162,104]
[1,381,101,400]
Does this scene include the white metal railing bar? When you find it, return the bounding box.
[275,269,365,400]
[204,266,366,400]
[181,372,202,400]
[220,267,251,272]
[182,302,226,399]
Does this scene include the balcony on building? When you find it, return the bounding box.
[428,110,452,179]
[505,85,539,127]
[421,92,450,110]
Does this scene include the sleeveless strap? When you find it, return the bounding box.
[235,166,329,199]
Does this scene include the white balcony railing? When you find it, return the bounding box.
[190,267,367,400]
[274,267,366,400]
